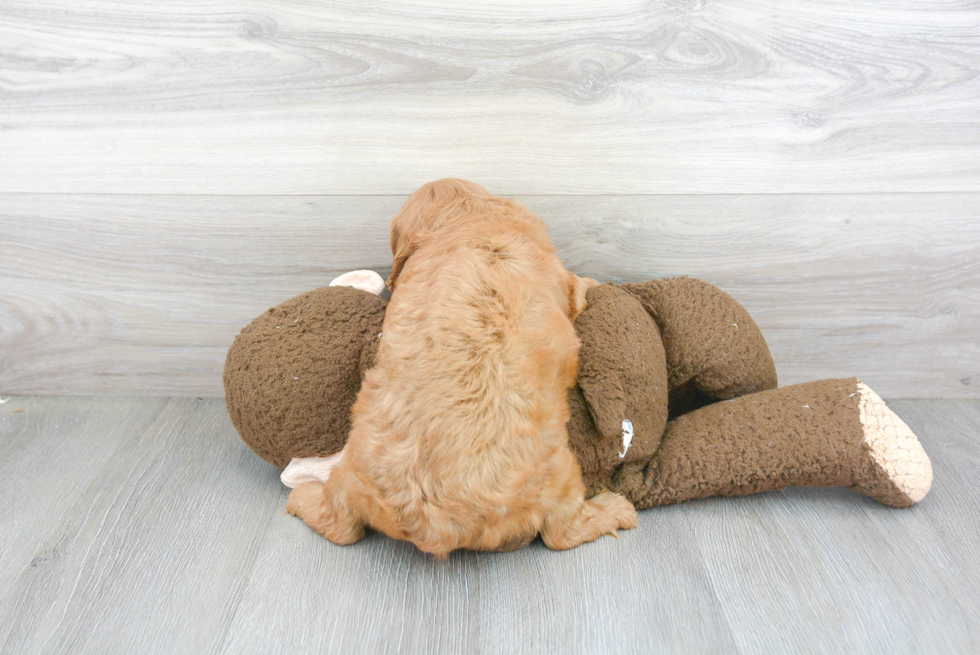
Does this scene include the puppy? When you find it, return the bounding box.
[287,179,637,557]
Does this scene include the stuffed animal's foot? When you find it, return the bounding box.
[280,452,345,488]
[540,492,638,550]
[285,480,366,545]
[850,382,933,507]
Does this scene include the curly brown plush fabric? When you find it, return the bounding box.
[612,378,924,509]
[623,277,778,416]
[567,284,668,497]
[224,286,386,467]
[224,276,932,509]
[226,278,776,484]
[615,378,864,507]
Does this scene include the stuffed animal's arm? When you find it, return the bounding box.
[621,277,777,400]
[281,452,344,488]
[572,284,669,470]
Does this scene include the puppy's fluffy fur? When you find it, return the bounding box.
[287,179,637,557]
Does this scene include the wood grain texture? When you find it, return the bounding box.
[891,398,980,638]
[222,502,739,654]
[684,483,976,652]
[2,192,977,397]
[0,396,976,654]
[0,396,166,596]
[1,0,978,194]
[0,396,284,654]
[684,398,980,654]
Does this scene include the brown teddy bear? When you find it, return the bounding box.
[224,270,932,511]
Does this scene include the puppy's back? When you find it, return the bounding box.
[346,220,581,551]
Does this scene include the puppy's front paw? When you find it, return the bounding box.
[286,480,366,545]
[285,482,325,522]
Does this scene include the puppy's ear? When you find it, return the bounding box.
[387,223,414,291]
[567,274,599,321]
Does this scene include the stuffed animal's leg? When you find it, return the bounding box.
[621,278,778,407]
[285,465,366,545]
[612,378,932,509]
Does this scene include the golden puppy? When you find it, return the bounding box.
[287,179,637,557]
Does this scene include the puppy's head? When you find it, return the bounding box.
[387,179,492,290]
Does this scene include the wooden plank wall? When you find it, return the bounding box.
[1,0,978,398]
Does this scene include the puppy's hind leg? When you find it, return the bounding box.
[285,469,366,545]
[540,491,638,550]
[538,451,638,550]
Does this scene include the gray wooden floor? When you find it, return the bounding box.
[0,396,976,654]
